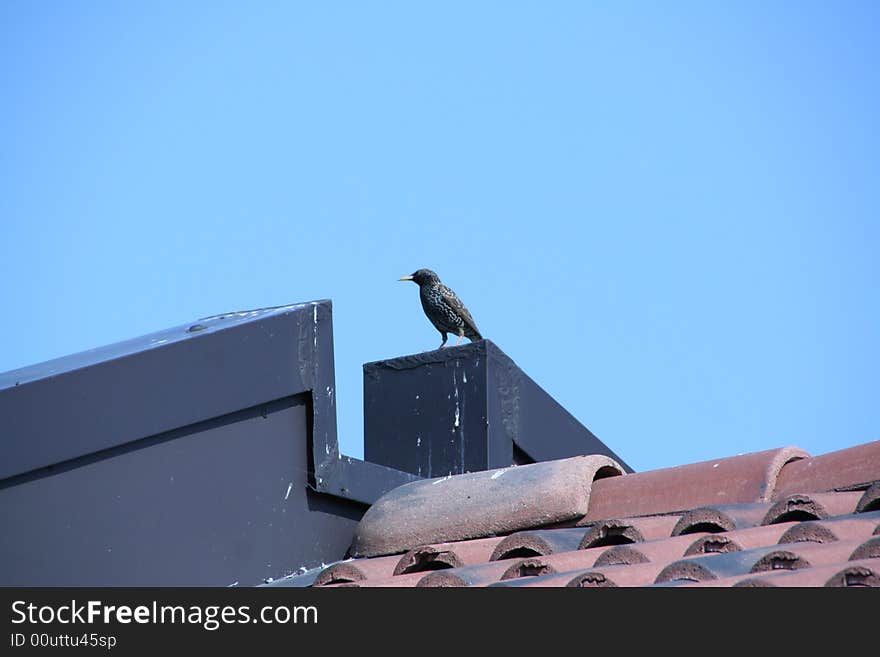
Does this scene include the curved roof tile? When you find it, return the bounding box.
[349,454,623,557]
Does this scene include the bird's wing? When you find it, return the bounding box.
[439,284,481,337]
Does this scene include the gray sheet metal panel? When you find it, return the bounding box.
[0,395,364,585]
[0,300,415,585]
[0,304,315,481]
[0,301,416,501]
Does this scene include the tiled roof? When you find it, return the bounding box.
[306,440,880,587]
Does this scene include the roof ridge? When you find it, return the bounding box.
[349,454,624,557]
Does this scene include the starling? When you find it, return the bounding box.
[399,268,483,349]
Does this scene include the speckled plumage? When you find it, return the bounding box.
[399,269,483,349]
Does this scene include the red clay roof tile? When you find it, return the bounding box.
[489,528,588,560]
[596,533,708,565]
[488,570,603,587]
[496,543,614,579]
[577,515,681,548]
[393,536,504,575]
[822,561,880,587]
[735,559,880,588]
[658,538,870,584]
[856,482,880,513]
[760,491,862,524]
[564,570,625,587]
[416,559,516,587]
[656,545,800,583]
[584,446,808,520]
[683,522,794,555]
[776,511,880,544]
[300,441,880,588]
[750,539,866,570]
[349,454,624,557]
[672,559,880,587]
[568,560,672,587]
[671,502,772,535]
[499,558,559,579]
[849,536,880,561]
[324,571,428,588]
[312,553,402,586]
[773,440,880,498]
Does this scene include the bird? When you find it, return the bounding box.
[399,268,483,349]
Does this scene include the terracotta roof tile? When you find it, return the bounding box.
[416,560,517,587]
[349,454,624,557]
[488,570,603,587]
[849,536,880,561]
[735,559,880,587]
[496,543,619,579]
[312,553,402,586]
[584,446,808,520]
[596,534,709,565]
[821,561,880,587]
[856,482,880,513]
[773,440,880,498]
[393,536,504,575]
[657,539,871,584]
[577,515,681,548]
[322,571,428,588]
[757,538,875,568]
[296,441,880,588]
[760,491,862,524]
[776,511,880,544]
[671,502,772,534]
[669,559,880,587]
[683,522,795,555]
[565,560,673,587]
[489,528,589,560]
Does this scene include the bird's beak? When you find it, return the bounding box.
[398,275,414,281]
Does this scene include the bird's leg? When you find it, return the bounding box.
[456,332,464,346]
[438,332,448,349]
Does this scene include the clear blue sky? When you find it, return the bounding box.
[2,2,877,472]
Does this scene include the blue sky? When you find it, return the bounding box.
[2,2,877,473]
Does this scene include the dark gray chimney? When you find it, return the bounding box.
[363,340,632,478]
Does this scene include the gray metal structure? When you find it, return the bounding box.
[364,340,632,478]
[0,301,414,586]
[1,300,629,586]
